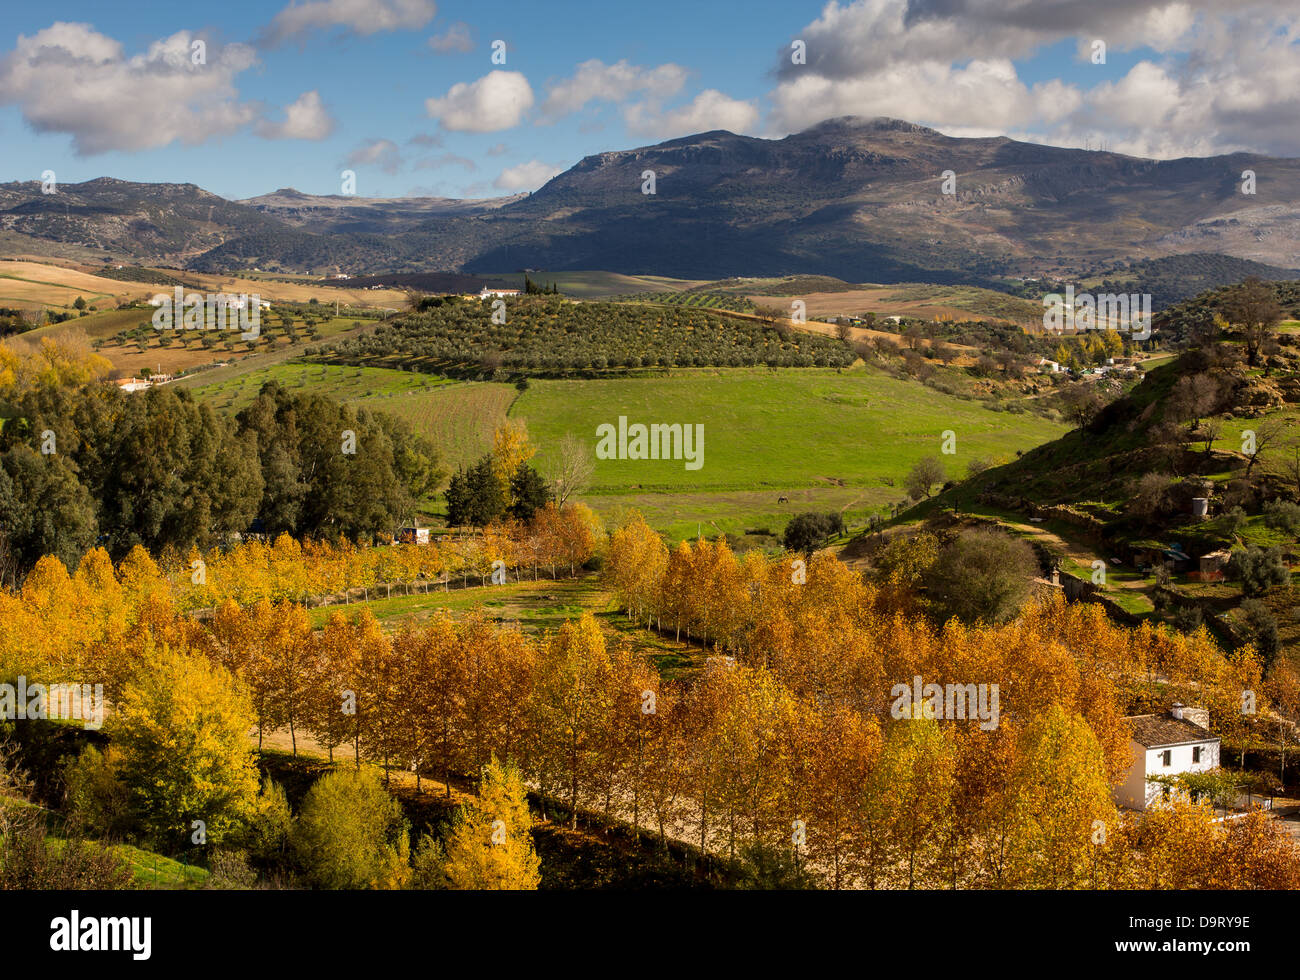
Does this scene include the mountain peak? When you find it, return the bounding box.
[802,116,940,136]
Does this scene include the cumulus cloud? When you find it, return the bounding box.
[769,0,1300,158]
[0,23,257,155]
[624,90,760,139]
[493,159,563,190]
[428,22,473,53]
[260,0,437,46]
[425,70,534,131]
[257,89,335,140]
[343,138,404,173]
[539,59,689,121]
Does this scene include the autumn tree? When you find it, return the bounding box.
[439,759,541,890]
[110,644,260,849]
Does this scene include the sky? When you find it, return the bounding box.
[1,0,1298,201]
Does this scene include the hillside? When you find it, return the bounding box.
[4,119,1300,283]
[0,177,283,262]
[907,324,1300,666]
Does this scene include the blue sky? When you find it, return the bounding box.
[2,0,1297,200]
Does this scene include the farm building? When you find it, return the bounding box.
[1114,704,1221,811]
[398,527,431,545]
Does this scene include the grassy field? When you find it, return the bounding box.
[115,843,210,889]
[369,381,517,471]
[515,366,1066,539]
[0,259,143,309]
[517,367,1064,491]
[308,575,701,677]
[187,361,457,411]
[0,258,409,314]
[188,362,1065,539]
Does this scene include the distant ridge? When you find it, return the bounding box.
[1,117,1298,283]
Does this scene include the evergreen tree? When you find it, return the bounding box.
[508,462,551,521]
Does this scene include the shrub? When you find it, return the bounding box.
[782,512,844,555]
[239,775,292,871]
[1171,605,1203,634]
[1220,506,1248,538]
[291,768,410,890]
[61,745,131,840]
[1228,546,1291,596]
[1239,599,1280,669]
[1263,499,1300,536]
[922,528,1040,625]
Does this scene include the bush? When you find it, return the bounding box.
[291,768,410,890]
[1263,499,1300,536]
[61,745,131,840]
[782,512,844,555]
[874,532,940,589]
[1239,599,1280,669]
[1220,506,1248,538]
[922,528,1040,625]
[206,849,258,889]
[239,775,292,871]
[1,744,133,890]
[1228,546,1291,596]
[1170,605,1204,635]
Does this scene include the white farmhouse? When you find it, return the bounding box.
[1114,704,1220,810]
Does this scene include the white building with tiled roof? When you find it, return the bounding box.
[1115,703,1220,811]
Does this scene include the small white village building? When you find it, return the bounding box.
[478,287,520,299]
[1114,704,1220,810]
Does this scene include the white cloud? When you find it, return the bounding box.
[539,59,689,121]
[344,138,404,174]
[768,0,1300,158]
[0,23,258,155]
[428,22,473,53]
[425,70,534,131]
[493,159,563,190]
[257,90,335,140]
[261,0,437,46]
[625,90,760,139]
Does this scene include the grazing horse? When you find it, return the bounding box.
[777,495,789,504]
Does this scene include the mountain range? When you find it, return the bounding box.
[3,118,1299,285]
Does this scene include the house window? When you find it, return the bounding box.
[1192,746,1202,764]
[1161,750,1172,767]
